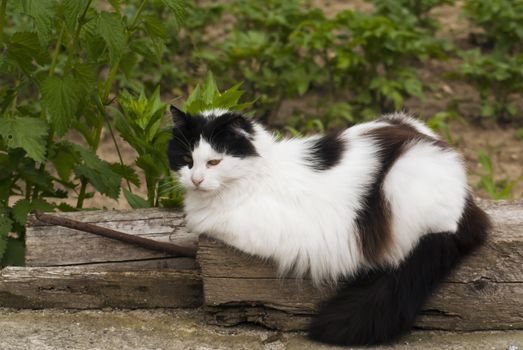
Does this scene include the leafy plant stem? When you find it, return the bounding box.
[39,23,65,122]
[76,178,88,209]
[129,0,149,30]
[102,63,120,103]
[64,0,93,74]
[147,177,155,207]
[95,98,132,192]
[102,0,148,102]
[48,25,65,77]
[25,182,31,200]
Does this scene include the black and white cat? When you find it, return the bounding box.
[167,107,490,346]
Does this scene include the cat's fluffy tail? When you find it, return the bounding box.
[308,196,490,346]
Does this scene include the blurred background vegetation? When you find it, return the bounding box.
[0,0,522,265]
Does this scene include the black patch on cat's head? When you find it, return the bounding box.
[305,132,346,171]
[167,107,258,171]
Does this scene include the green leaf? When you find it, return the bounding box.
[11,198,54,228]
[41,76,82,136]
[478,150,493,174]
[49,141,80,181]
[183,84,205,114]
[73,146,121,199]
[143,16,167,39]
[202,72,219,102]
[21,0,55,45]
[6,32,46,74]
[72,63,97,94]
[500,181,515,199]
[11,199,31,226]
[60,0,86,33]
[136,154,162,178]
[110,163,141,187]
[480,102,495,118]
[31,198,55,212]
[56,203,78,212]
[0,117,48,162]
[123,189,150,209]
[107,0,121,11]
[97,12,126,64]
[160,0,189,28]
[183,73,253,114]
[214,83,244,109]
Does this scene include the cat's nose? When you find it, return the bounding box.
[191,177,203,187]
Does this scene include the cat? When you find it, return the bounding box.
[167,106,490,346]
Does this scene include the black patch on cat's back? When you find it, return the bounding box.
[306,132,346,171]
[355,125,449,265]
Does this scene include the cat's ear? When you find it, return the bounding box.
[228,115,254,138]
[170,105,187,127]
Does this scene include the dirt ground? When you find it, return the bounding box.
[1,308,522,350]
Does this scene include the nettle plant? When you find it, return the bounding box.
[0,0,189,265]
[457,0,523,122]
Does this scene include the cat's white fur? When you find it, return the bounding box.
[179,112,468,284]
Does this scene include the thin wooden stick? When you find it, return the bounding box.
[33,211,197,258]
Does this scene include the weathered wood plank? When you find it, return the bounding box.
[0,267,202,309]
[26,208,198,268]
[198,200,523,331]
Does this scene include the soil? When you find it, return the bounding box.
[2,308,522,350]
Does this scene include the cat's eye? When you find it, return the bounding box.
[207,159,221,166]
[183,155,192,163]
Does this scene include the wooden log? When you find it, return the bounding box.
[9,200,523,331]
[198,200,523,331]
[4,208,203,309]
[0,267,202,309]
[26,208,198,269]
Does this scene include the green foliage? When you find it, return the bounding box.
[197,0,449,129]
[457,51,523,121]
[456,0,523,122]
[369,0,455,28]
[183,73,254,114]
[476,150,518,200]
[463,0,523,53]
[427,110,461,143]
[41,76,82,136]
[113,87,173,207]
[0,117,48,161]
[0,0,187,264]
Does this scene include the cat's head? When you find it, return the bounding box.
[167,106,259,193]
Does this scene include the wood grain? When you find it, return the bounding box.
[26,208,198,268]
[13,200,523,331]
[0,267,202,309]
[198,200,523,331]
